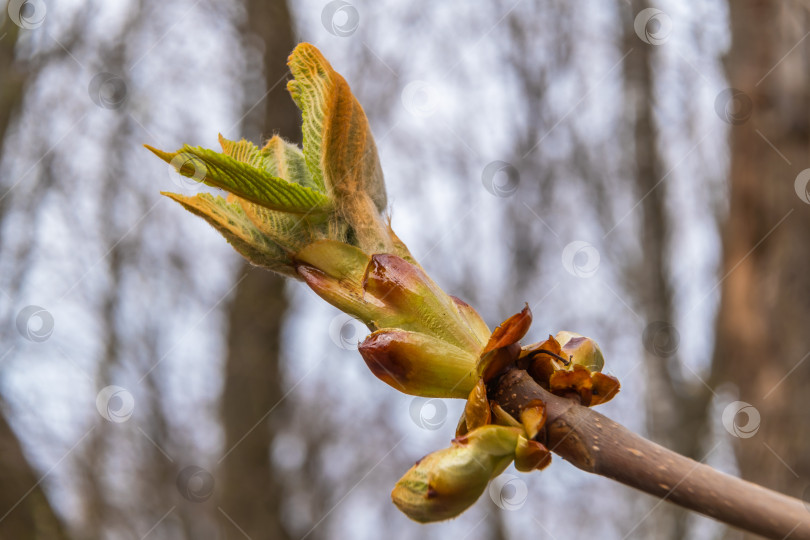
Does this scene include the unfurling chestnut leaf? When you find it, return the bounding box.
[149,42,620,525]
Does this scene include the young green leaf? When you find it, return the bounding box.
[161,192,297,277]
[237,197,317,252]
[287,43,386,209]
[260,135,319,191]
[146,144,332,215]
[217,134,317,192]
[287,43,391,252]
[216,134,265,170]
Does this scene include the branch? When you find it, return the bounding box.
[490,367,810,540]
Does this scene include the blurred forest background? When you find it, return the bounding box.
[0,0,808,539]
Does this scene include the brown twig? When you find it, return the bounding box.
[489,367,810,540]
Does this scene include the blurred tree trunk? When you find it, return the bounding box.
[0,17,70,540]
[0,21,22,165]
[0,408,70,540]
[714,2,810,538]
[217,1,299,538]
[621,1,713,537]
